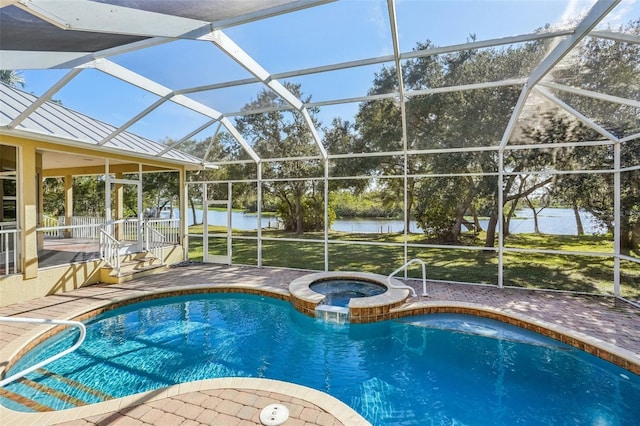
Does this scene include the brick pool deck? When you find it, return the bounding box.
[1,263,639,425]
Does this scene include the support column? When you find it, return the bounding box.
[114,172,124,240]
[179,166,188,261]
[21,144,38,278]
[64,174,73,238]
[36,152,44,250]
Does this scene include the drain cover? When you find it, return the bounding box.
[260,403,289,426]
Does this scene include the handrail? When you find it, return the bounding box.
[0,317,86,387]
[144,223,166,263]
[388,258,428,297]
[99,228,121,276]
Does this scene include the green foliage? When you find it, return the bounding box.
[0,70,25,88]
[73,176,105,216]
[233,83,329,234]
[331,190,401,218]
[42,177,64,216]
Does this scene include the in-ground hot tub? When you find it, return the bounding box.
[309,279,387,307]
[289,271,412,323]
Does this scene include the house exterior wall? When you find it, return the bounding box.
[0,135,189,307]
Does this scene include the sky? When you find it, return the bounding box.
[16,0,639,145]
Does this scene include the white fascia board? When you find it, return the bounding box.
[0,126,200,167]
[527,0,620,87]
[534,86,620,142]
[0,50,88,69]
[9,68,82,128]
[0,39,173,70]
[538,81,640,108]
[0,0,19,7]
[56,37,173,69]
[16,0,212,38]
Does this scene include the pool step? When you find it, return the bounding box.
[0,387,54,412]
[36,368,114,401]
[18,377,89,407]
[0,369,114,412]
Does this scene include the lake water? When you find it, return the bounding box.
[184,208,602,235]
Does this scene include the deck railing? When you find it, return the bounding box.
[0,227,19,276]
[144,223,166,262]
[99,226,121,275]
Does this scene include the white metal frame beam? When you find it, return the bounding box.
[13,0,212,37]
[200,29,327,160]
[589,30,640,44]
[8,68,82,128]
[534,86,620,142]
[498,0,621,151]
[538,81,640,108]
[89,58,259,162]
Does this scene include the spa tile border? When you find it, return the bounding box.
[289,271,410,321]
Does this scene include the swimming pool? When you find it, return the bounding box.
[3,293,639,425]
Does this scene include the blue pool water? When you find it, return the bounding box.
[3,293,639,425]
[310,279,386,307]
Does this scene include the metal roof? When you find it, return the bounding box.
[0,83,203,165]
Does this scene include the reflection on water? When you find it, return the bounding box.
[185,208,601,235]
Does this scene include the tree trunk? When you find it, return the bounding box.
[620,215,639,256]
[295,192,303,235]
[189,196,199,225]
[405,179,415,233]
[525,197,540,234]
[472,206,482,232]
[484,210,498,248]
[573,204,584,236]
[504,200,518,237]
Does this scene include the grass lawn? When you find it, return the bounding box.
[187,226,640,300]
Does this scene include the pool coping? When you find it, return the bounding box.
[0,378,370,425]
[1,279,639,421]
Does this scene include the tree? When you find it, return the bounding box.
[339,35,550,242]
[235,83,330,234]
[536,19,640,253]
[0,70,25,88]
